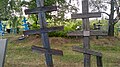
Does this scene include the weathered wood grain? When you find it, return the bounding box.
[31,45,63,56]
[23,26,64,35]
[25,6,57,14]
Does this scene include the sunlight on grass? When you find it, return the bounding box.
[3,35,120,67]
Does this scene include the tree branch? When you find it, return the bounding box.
[114,13,120,25]
[100,12,110,17]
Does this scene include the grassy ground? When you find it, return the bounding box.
[3,34,120,67]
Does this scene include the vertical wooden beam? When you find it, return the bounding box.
[82,0,91,67]
[96,56,103,67]
[36,0,53,67]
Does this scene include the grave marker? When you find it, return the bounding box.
[68,0,107,67]
[3,24,6,33]
[22,17,29,31]
[24,0,63,67]
[93,20,102,39]
[0,39,8,67]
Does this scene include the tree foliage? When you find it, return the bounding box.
[23,0,78,28]
[89,0,108,12]
[89,0,120,36]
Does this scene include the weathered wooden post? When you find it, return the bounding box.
[0,39,8,67]
[23,0,63,67]
[68,0,107,67]
[82,1,91,66]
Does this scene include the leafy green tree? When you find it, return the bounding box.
[0,0,9,20]
[89,0,120,36]
[0,0,30,33]
[24,0,78,28]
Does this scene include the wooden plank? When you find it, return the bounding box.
[83,31,90,36]
[67,30,83,36]
[91,30,108,36]
[25,6,57,14]
[23,26,64,35]
[81,1,91,66]
[96,56,103,67]
[31,45,63,56]
[72,46,102,57]
[83,36,91,67]
[67,30,108,36]
[71,12,101,19]
[0,39,8,67]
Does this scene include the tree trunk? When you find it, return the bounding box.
[108,0,115,36]
[108,22,114,36]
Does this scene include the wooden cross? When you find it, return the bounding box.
[0,39,8,67]
[68,0,107,67]
[24,0,63,67]
[22,17,29,31]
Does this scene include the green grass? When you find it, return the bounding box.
[3,35,120,67]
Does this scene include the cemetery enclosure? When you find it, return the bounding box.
[4,35,120,67]
[23,0,107,66]
[0,0,119,67]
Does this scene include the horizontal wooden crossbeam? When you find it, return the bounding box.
[71,12,101,19]
[67,30,108,36]
[23,26,64,35]
[25,6,57,14]
[72,46,102,57]
[31,45,63,56]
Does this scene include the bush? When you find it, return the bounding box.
[48,31,67,37]
[31,23,40,30]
